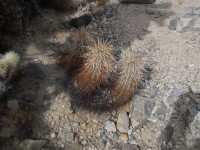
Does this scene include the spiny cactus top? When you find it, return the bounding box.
[75,39,115,94]
[112,49,143,100]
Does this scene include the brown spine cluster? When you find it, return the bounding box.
[97,0,106,6]
[112,49,143,101]
[75,39,114,94]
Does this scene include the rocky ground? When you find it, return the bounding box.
[1,0,200,149]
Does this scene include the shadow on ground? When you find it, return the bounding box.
[158,92,200,150]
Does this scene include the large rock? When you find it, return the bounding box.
[169,7,200,32]
[117,111,129,133]
[190,112,200,138]
[19,140,46,150]
[129,95,155,127]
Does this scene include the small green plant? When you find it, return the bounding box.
[75,39,115,94]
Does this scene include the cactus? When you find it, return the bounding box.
[0,51,20,77]
[112,49,143,101]
[57,28,94,74]
[74,39,115,94]
[97,0,106,6]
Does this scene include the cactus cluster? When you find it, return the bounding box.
[59,28,144,111]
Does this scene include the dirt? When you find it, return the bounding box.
[1,0,200,149]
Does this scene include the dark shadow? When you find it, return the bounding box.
[158,92,200,150]
[0,0,174,149]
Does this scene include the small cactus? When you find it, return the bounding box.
[75,39,115,94]
[58,28,94,74]
[0,51,20,77]
[112,49,143,101]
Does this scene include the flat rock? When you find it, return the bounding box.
[70,11,92,28]
[119,0,155,4]
[105,120,117,132]
[19,139,46,150]
[191,83,200,95]
[146,8,168,16]
[122,144,140,150]
[64,143,82,150]
[117,111,129,133]
[119,133,128,142]
[7,99,19,109]
[169,7,200,32]
[190,112,200,138]
[129,95,155,127]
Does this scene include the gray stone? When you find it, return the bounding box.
[122,144,140,150]
[129,95,155,127]
[19,140,46,150]
[51,133,56,139]
[146,8,167,16]
[46,85,56,94]
[64,132,75,142]
[191,83,200,94]
[105,120,117,132]
[7,99,19,110]
[154,102,169,116]
[62,16,71,28]
[117,111,129,133]
[81,140,87,145]
[190,112,200,138]
[65,143,82,150]
[100,132,108,144]
[172,88,182,97]
[169,18,178,30]
[46,50,54,56]
[119,0,155,4]
[176,17,193,32]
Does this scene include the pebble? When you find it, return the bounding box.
[7,99,19,110]
[46,50,54,56]
[51,133,56,139]
[46,85,56,94]
[119,133,128,142]
[191,83,200,94]
[105,120,117,132]
[117,111,129,133]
